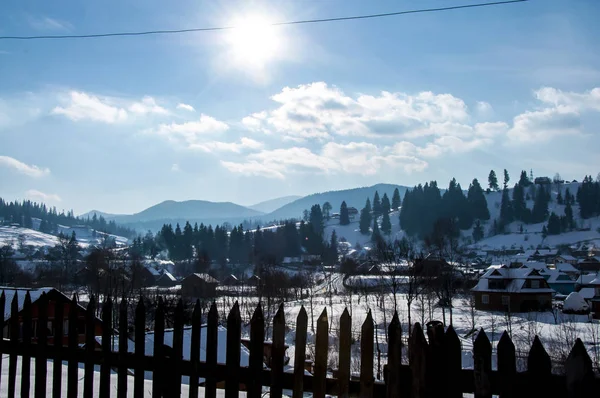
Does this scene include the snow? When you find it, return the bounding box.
[0,226,59,248]
[563,292,589,312]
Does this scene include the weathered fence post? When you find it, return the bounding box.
[527,336,552,398]
[565,338,594,398]
[292,306,307,398]
[409,322,427,398]
[497,331,516,398]
[314,308,329,398]
[117,297,128,398]
[171,298,184,397]
[271,303,286,398]
[134,298,146,398]
[386,311,402,398]
[360,310,374,398]
[35,293,48,398]
[249,304,265,398]
[83,296,96,398]
[426,321,445,398]
[67,294,78,398]
[8,293,18,398]
[189,299,201,398]
[445,325,462,398]
[152,297,165,398]
[205,302,218,398]
[99,298,112,398]
[21,292,33,398]
[339,308,352,398]
[225,302,242,398]
[0,292,5,395]
[473,329,492,398]
[52,300,64,398]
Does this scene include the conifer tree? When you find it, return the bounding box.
[371,218,381,243]
[500,188,513,226]
[391,188,401,210]
[372,191,382,216]
[467,178,490,220]
[381,210,392,235]
[472,220,484,242]
[359,199,372,235]
[503,169,510,190]
[381,193,391,214]
[339,201,350,225]
[488,170,499,191]
[547,212,561,235]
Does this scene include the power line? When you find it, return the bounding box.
[0,0,527,41]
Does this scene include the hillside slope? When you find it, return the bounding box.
[248,195,302,214]
[265,183,409,221]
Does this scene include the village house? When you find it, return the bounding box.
[555,254,578,266]
[155,270,177,288]
[181,273,219,298]
[577,256,600,272]
[1,287,103,345]
[471,266,554,312]
[543,270,576,295]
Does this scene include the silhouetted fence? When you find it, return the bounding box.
[0,290,599,397]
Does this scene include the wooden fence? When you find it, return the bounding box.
[0,290,599,397]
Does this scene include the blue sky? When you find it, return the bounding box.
[0,0,599,215]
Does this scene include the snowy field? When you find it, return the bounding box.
[0,225,129,250]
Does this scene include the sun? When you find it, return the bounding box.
[226,15,281,69]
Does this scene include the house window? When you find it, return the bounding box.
[531,280,540,289]
[502,295,510,306]
[481,295,489,304]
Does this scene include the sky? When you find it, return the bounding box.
[0,0,599,215]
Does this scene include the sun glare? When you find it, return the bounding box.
[227,15,281,69]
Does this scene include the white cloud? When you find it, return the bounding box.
[52,91,128,124]
[28,16,72,31]
[25,189,61,203]
[507,106,581,143]
[476,101,493,115]
[176,103,195,112]
[221,160,285,179]
[128,96,169,115]
[171,163,180,172]
[242,82,469,141]
[0,156,50,177]
[149,114,229,147]
[535,87,600,111]
[191,137,263,153]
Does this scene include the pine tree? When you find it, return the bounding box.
[488,170,499,191]
[359,199,372,235]
[500,188,513,226]
[532,185,550,223]
[518,170,531,187]
[372,191,382,216]
[564,200,574,230]
[557,191,564,205]
[327,230,339,265]
[547,212,561,235]
[472,220,484,242]
[391,188,401,210]
[309,204,325,237]
[511,183,528,222]
[503,169,510,190]
[381,193,391,213]
[467,178,490,220]
[371,218,381,243]
[381,210,392,235]
[339,201,350,225]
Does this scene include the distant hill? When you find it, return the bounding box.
[248,195,302,214]
[79,210,121,220]
[264,183,410,221]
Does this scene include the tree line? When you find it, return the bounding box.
[0,198,136,238]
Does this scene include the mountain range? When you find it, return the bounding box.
[81,183,409,232]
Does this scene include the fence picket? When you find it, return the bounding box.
[271,303,286,398]
[8,293,18,398]
[314,308,329,398]
[134,298,146,398]
[35,293,48,398]
[67,294,78,398]
[527,336,552,397]
[408,322,427,398]
[172,298,184,397]
[339,308,352,398]
[292,306,307,398]
[152,297,165,398]
[83,296,96,398]
[497,331,516,398]
[445,325,461,398]
[386,311,401,398]
[360,310,374,398]
[565,338,594,398]
[226,302,242,398]
[99,299,112,398]
[117,298,128,398]
[52,300,64,398]
[0,292,4,395]
[426,321,446,398]
[205,302,219,398]
[20,292,32,398]
[473,329,492,398]
[189,299,201,398]
[249,304,265,398]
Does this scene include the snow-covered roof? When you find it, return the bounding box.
[557,254,577,262]
[520,262,548,271]
[472,267,553,293]
[145,266,161,277]
[546,270,575,284]
[563,292,589,311]
[1,287,54,319]
[159,271,177,282]
[554,262,578,273]
[578,287,596,300]
[187,273,218,284]
[577,273,598,285]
